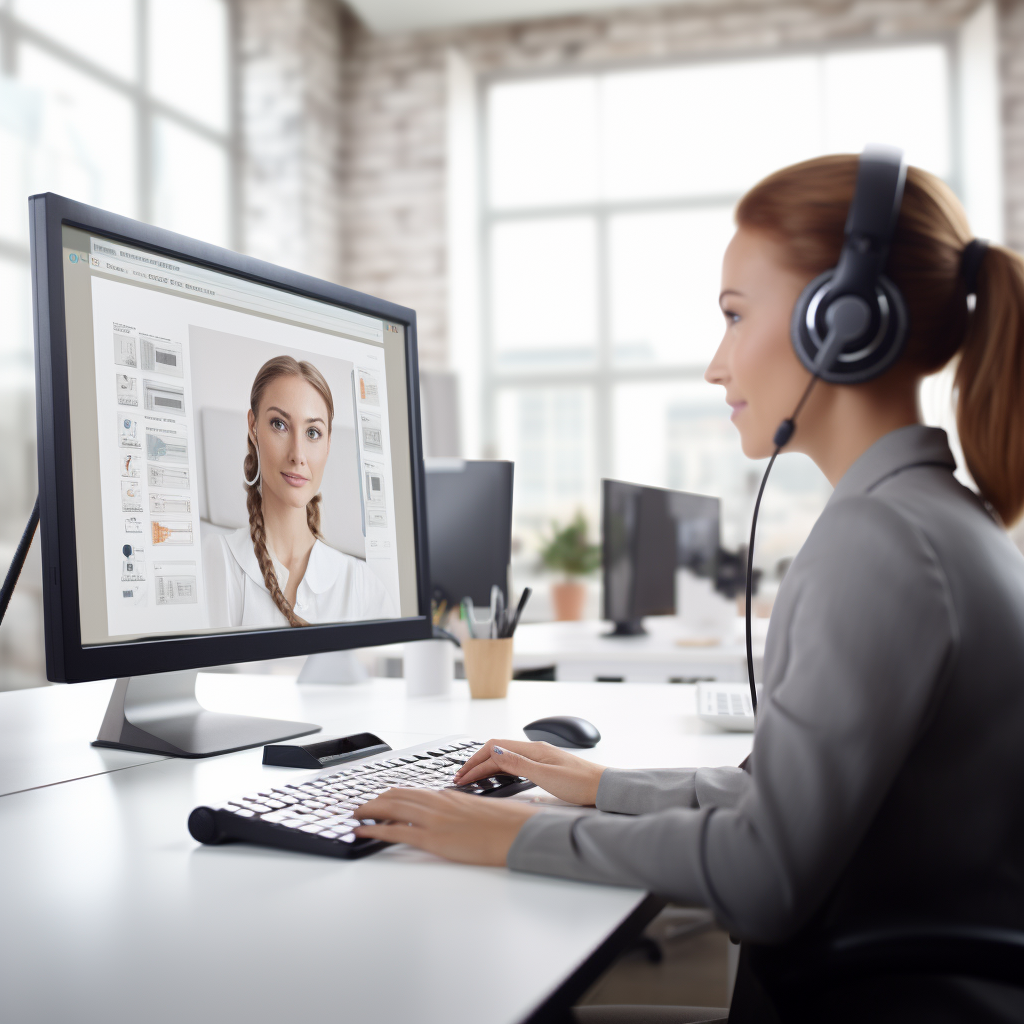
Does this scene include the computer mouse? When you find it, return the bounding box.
[523,715,601,748]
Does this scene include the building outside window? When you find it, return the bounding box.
[481,43,954,574]
[0,0,234,688]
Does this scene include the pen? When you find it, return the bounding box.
[462,598,476,639]
[493,586,506,639]
[489,585,500,639]
[506,587,532,638]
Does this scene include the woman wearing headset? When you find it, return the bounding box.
[353,155,1024,1022]
[203,355,395,628]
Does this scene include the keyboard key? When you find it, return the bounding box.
[228,807,255,817]
[299,824,325,834]
[320,830,339,839]
[260,811,292,823]
[318,814,354,827]
[339,834,357,843]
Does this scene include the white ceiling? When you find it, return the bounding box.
[344,0,678,34]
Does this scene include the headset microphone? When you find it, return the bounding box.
[745,146,909,717]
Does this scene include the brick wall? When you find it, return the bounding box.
[341,17,449,365]
[238,0,346,283]
[1001,0,1024,252]
[239,0,1022,367]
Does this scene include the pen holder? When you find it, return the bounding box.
[462,637,514,699]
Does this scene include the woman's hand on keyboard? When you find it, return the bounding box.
[352,789,538,865]
[454,740,606,806]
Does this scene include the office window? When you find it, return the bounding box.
[482,43,953,563]
[0,0,235,688]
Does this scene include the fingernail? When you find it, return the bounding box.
[493,745,504,755]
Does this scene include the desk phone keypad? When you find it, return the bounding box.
[189,739,536,859]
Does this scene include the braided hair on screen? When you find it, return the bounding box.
[243,356,335,627]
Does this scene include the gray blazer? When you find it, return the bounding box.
[509,427,1024,991]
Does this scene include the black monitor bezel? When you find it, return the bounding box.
[30,192,432,682]
[424,459,514,609]
[601,477,721,624]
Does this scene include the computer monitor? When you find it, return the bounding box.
[424,460,513,610]
[602,479,720,636]
[30,193,431,757]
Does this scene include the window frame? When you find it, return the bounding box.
[0,0,240,268]
[476,33,962,489]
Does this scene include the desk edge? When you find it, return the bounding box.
[521,892,668,1024]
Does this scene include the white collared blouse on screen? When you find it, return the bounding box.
[203,526,397,630]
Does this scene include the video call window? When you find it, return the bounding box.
[61,226,417,645]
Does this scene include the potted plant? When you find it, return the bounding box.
[540,512,601,621]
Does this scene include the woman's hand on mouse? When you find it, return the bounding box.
[454,740,606,806]
[352,788,539,865]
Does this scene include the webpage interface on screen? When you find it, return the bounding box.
[61,226,419,645]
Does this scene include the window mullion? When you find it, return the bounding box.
[479,80,497,460]
[136,0,151,225]
[1,8,15,76]
[595,208,612,482]
[226,0,242,253]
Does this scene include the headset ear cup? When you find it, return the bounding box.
[791,271,834,376]
[790,271,909,384]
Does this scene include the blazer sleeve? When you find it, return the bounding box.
[507,497,957,942]
[596,766,750,814]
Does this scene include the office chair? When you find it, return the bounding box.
[745,924,1024,1022]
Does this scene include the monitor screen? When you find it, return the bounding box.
[55,223,421,650]
[602,479,720,630]
[424,460,513,609]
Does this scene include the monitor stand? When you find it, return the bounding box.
[92,670,321,758]
[604,620,647,637]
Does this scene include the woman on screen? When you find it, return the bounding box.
[203,355,395,628]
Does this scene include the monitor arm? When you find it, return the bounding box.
[0,496,39,628]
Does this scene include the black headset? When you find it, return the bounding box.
[745,145,909,715]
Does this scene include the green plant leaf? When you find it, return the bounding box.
[539,511,601,577]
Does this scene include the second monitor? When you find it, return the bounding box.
[424,460,513,611]
[602,479,720,636]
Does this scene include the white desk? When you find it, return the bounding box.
[511,618,766,683]
[373,617,766,684]
[0,676,752,1024]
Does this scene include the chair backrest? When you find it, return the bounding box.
[747,925,1024,1021]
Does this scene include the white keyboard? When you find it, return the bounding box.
[697,682,758,732]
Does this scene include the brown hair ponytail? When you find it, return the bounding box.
[243,356,335,626]
[736,155,1024,525]
[955,246,1024,525]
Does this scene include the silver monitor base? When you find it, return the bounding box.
[92,670,321,758]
